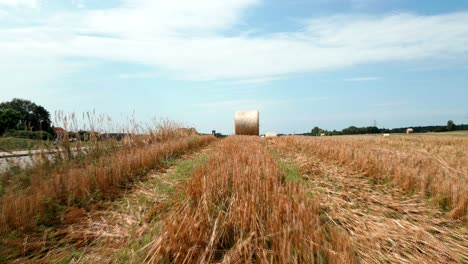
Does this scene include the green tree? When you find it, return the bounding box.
[0,108,21,134]
[311,126,322,136]
[342,126,358,135]
[447,120,456,131]
[0,98,53,134]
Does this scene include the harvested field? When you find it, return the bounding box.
[145,136,354,263]
[269,135,467,263]
[274,135,467,218]
[1,134,466,263]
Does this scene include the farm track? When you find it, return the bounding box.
[269,138,468,263]
[143,136,355,263]
[9,145,215,263]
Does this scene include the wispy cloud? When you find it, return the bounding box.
[1,1,468,84]
[193,97,329,110]
[344,76,382,82]
[0,0,38,8]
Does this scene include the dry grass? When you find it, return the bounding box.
[7,149,214,263]
[145,136,355,263]
[0,135,215,233]
[4,130,465,263]
[276,135,467,220]
[123,119,198,147]
[270,137,467,263]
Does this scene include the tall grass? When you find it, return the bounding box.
[145,136,355,263]
[0,112,215,232]
[0,135,214,232]
[278,135,467,219]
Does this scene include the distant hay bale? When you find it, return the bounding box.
[265,132,277,138]
[406,128,414,134]
[235,111,259,136]
[383,133,390,137]
[320,133,326,136]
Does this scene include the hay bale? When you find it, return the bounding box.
[235,111,259,136]
[406,128,414,134]
[383,133,390,137]
[265,132,277,138]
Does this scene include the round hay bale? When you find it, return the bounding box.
[235,111,259,136]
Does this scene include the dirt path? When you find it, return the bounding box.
[11,146,215,263]
[269,139,468,264]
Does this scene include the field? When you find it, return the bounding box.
[0,133,466,263]
[437,130,468,136]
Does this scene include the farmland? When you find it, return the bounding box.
[0,133,467,263]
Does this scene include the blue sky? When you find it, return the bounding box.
[1,0,468,134]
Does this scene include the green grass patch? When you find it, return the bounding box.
[115,231,156,263]
[268,145,305,184]
[51,248,83,264]
[279,160,304,184]
[158,154,209,204]
[0,137,52,152]
[153,154,208,195]
[171,154,208,182]
[114,154,210,262]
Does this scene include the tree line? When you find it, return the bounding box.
[0,98,54,139]
[306,120,467,136]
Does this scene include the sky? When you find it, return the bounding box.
[1,0,468,134]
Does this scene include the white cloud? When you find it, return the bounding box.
[79,0,258,37]
[1,1,468,84]
[345,76,382,81]
[193,97,328,110]
[0,0,38,8]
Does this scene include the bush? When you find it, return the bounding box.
[3,130,52,140]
